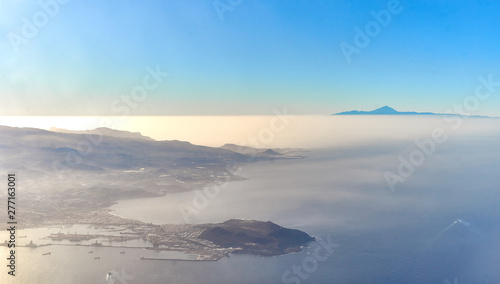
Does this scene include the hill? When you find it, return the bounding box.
[197,219,314,256]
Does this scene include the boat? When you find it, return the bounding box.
[88,251,93,253]
[94,257,100,260]
[120,251,125,254]
[42,252,51,256]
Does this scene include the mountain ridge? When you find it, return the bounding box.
[49,127,154,141]
[334,106,492,118]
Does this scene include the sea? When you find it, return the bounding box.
[2,116,500,283]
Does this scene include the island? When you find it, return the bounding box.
[333,105,492,117]
[0,125,312,261]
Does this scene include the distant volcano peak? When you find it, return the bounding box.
[334,106,491,117]
[377,105,396,111]
[334,106,405,115]
[371,106,398,114]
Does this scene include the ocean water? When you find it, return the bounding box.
[2,116,500,283]
[109,147,500,284]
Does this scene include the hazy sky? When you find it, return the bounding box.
[1,0,500,116]
[1,115,499,150]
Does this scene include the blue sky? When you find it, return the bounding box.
[1,0,500,116]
